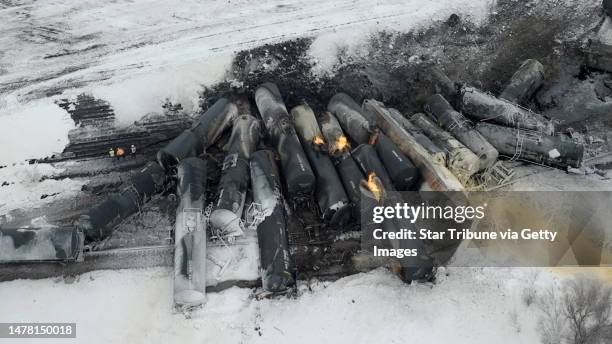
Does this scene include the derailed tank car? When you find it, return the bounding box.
[370,131,420,191]
[250,150,294,292]
[173,157,208,308]
[210,114,260,237]
[319,111,366,221]
[475,122,584,168]
[0,225,83,262]
[77,161,166,242]
[459,87,554,135]
[157,98,237,171]
[291,104,351,227]
[327,93,371,145]
[255,83,315,198]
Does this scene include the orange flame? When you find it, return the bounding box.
[332,135,350,153]
[313,135,325,145]
[366,172,382,202]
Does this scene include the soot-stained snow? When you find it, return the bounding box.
[200,0,604,126]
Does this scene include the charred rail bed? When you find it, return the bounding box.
[0,245,174,283]
[0,238,364,290]
[40,94,193,163]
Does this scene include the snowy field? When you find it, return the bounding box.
[0,0,492,127]
[0,267,557,344]
[1,0,612,343]
[0,266,610,343]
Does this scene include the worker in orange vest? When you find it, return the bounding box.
[115,147,125,160]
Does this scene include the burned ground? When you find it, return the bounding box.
[200,0,605,125]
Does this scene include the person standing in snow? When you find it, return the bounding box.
[108,148,115,158]
[130,144,136,156]
[115,147,125,160]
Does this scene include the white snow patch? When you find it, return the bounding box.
[0,163,84,216]
[0,100,74,164]
[91,55,232,126]
[308,30,371,78]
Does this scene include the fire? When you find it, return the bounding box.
[366,172,382,202]
[332,135,350,153]
[313,135,325,145]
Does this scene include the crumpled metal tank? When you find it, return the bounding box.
[255,83,315,198]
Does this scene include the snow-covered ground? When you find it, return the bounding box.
[0,163,84,216]
[1,265,610,344]
[0,267,547,344]
[0,0,493,121]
